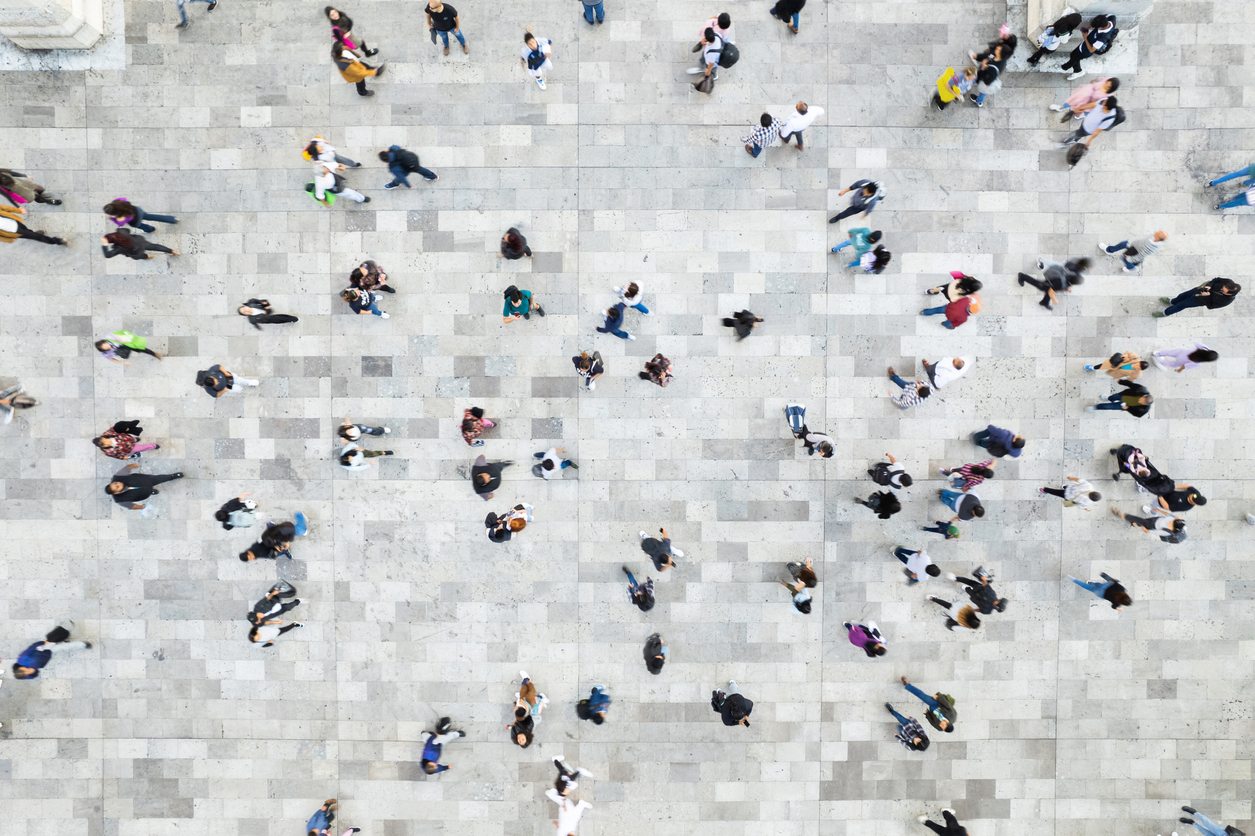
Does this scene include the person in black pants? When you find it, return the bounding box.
[248,581,301,625]
[918,809,968,836]
[471,454,511,500]
[105,464,184,510]
[828,179,881,224]
[1017,258,1088,309]
[0,205,66,245]
[499,227,532,259]
[722,310,763,340]
[854,491,901,519]
[947,567,1007,614]
[1153,277,1241,317]
[100,231,178,260]
[1086,379,1152,417]
[238,299,299,329]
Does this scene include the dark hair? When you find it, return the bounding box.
[973,466,995,478]
[925,564,941,577]
[238,551,253,562]
[1070,257,1091,272]
[1113,591,1132,607]
[1172,519,1186,532]
[331,42,345,59]
[524,31,536,44]
[1088,492,1102,502]
[247,627,260,642]
[1188,349,1218,363]
[514,706,527,719]
[1001,34,1017,51]
[958,276,982,294]
[795,599,811,614]
[913,737,930,751]
[377,151,390,162]
[863,182,878,195]
[461,418,476,434]
[760,113,772,128]
[422,760,440,774]
[971,504,985,518]
[717,12,730,28]
[1011,437,1026,449]
[704,27,715,41]
[591,714,604,725]
[917,386,931,399]
[1138,361,1149,370]
[103,199,134,217]
[1091,13,1112,28]
[1190,492,1207,506]
[215,508,229,522]
[324,5,336,18]
[635,594,655,612]
[340,288,358,303]
[542,459,554,471]
[899,474,913,487]
[993,599,1008,613]
[92,436,108,448]
[867,230,882,244]
[503,285,521,304]
[505,232,521,250]
[864,644,886,658]
[0,173,12,188]
[967,614,981,629]
[104,482,122,495]
[870,245,892,274]
[339,452,354,466]
[1104,96,1118,110]
[626,282,639,298]
[12,664,32,679]
[103,231,135,248]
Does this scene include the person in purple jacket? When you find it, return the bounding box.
[12,626,91,679]
[843,621,886,657]
[971,424,1024,458]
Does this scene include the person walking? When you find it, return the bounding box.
[712,680,753,727]
[786,557,817,588]
[939,487,983,522]
[892,546,939,585]
[931,66,977,111]
[100,231,178,259]
[640,354,673,387]
[305,136,362,169]
[1017,258,1089,310]
[829,179,883,224]
[1153,278,1241,317]
[1085,379,1153,417]
[0,168,62,206]
[460,407,494,447]
[11,625,91,680]
[215,494,258,530]
[899,675,956,733]
[1098,230,1167,273]
[686,25,725,85]
[1152,484,1207,513]
[921,520,961,540]
[339,443,394,469]
[238,514,309,562]
[196,364,259,397]
[577,0,604,25]
[93,420,158,460]
[325,7,378,58]
[339,415,390,443]
[613,282,650,315]
[572,351,605,390]
[886,366,931,409]
[1068,572,1131,609]
[926,271,983,301]
[546,790,592,835]
[920,293,980,329]
[779,101,823,151]
[643,632,668,673]
[0,382,36,424]
[1049,76,1118,118]
[514,669,549,729]
[105,463,183,510]
[969,43,1010,108]
[1152,343,1218,374]
[1039,476,1102,510]
[340,288,388,318]
[854,490,902,519]
[940,459,994,493]
[722,310,763,340]
[1060,14,1118,80]
[420,718,466,774]
[312,160,369,204]
[1083,351,1147,381]
[349,259,395,293]
[424,0,467,55]
[918,809,969,836]
[1060,97,1121,148]
[768,0,805,34]
[1109,444,1174,494]
[174,0,214,29]
[947,567,1007,614]
[926,595,982,632]
[0,204,66,246]
[238,299,299,329]
[379,145,438,189]
[920,356,971,391]
[884,702,929,751]
[622,565,656,611]
[503,285,544,322]
[596,303,634,339]
[471,455,511,500]
[103,198,178,234]
[640,527,682,572]
[520,28,554,90]
[1111,506,1186,543]
[1206,163,1255,189]
[331,42,383,96]
[499,227,533,259]
[1178,806,1239,836]
[844,621,887,657]
[972,424,1024,458]
[534,447,578,479]
[576,686,610,724]
[780,576,812,614]
[552,754,595,800]
[304,800,341,836]
[247,581,302,626]
[868,453,912,490]
[784,404,834,458]
[741,112,783,158]
[831,228,881,266]
[691,12,732,53]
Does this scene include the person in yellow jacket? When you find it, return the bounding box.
[332,42,384,97]
[931,66,976,111]
[0,204,65,247]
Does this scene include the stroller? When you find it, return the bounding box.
[1110,444,1174,495]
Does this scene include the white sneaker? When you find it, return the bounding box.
[243,378,260,386]
[536,77,546,90]
[627,334,636,340]
[380,313,390,319]
[685,67,703,74]
[941,809,956,816]
[1048,104,1065,112]
[918,816,929,824]
[383,427,391,433]
[552,755,565,765]
[586,380,595,391]
[639,530,647,540]
[1097,241,1110,255]
[519,669,529,681]
[671,548,684,558]
[946,573,958,581]
[1067,71,1085,80]
[1142,505,1154,514]
[576,766,593,777]
[1246,513,1255,526]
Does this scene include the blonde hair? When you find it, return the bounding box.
[963,66,978,78]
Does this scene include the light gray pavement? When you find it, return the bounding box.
[1,0,1253,835]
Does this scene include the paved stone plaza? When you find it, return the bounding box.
[1,0,1253,834]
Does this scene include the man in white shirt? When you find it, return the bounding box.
[686,27,724,79]
[534,447,578,480]
[545,789,591,835]
[780,101,824,152]
[1039,476,1102,510]
[920,356,973,390]
[312,161,368,204]
[1062,97,1118,148]
[892,546,940,585]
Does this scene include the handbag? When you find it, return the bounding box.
[693,72,715,94]
[1066,143,1087,168]
[45,625,71,643]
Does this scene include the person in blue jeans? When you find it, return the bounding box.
[585,686,611,723]
[831,228,881,266]
[1179,806,1234,836]
[1215,187,1254,211]
[1068,572,1131,609]
[378,145,438,189]
[580,0,604,24]
[174,0,215,30]
[305,799,337,836]
[1206,164,1255,188]
[899,675,954,732]
[769,0,805,33]
[104,198,179,234]
[597,302,635,339]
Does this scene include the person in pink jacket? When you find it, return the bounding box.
[1048,77,1119,119]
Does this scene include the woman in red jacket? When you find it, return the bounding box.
[921,293,981,329]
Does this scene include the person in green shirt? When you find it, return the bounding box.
[502,285,544,323]
[830,228,881,267]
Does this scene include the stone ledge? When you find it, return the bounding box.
[0,0,120,69]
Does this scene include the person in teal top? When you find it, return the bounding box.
[502,284,544,323]
[831,228,881,267]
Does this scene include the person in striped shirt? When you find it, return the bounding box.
[1098,230,1166,273]
[887,366,931,409]
[940,459,994,492]
[885,703,930,751]
[741,112,783,158]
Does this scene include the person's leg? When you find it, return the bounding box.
[1104,240,1130,253]
[1161,295,1201,317]
[1190,813,1228,836]
[1120,255,1138,271]
[631,301,650,314]
[940,489,963,508]
[293,512,308,537]
[130,219,156,233]
[922,821,949,836]
[888,373,909,390]
[437,29,450,47]
[131,443,158,454]
[1218,194,1249,209]
[921,522,947,535]
[1209,168,1249,186]
[355,80,369,96]
[888,707,910,726]
[362,449,388,458]
[46,640,89,656]
[942,810,964,836]
[921,304,947,316]
[141,212,178,224]
[929,596,953,611]
[583,2,594,22]
[1093,401,1122,410]
[903,682,940,712]
[611,328,632,339]
[829,205,860,223]
[1019,273,1047,290]
[17,225,65,245]
[277,623,300,636]
[560,460,573,469]
[749,143,762,158]
[1060,47,1081,71]
[725,680,741,696]
[151,473,183,486]
[176,0,189,26]
[1026,45,1048,64]
[894,547,916,564]
[790,12,799,29]
[832,240,852,252]
[416,165,438,180]
[1070,577,1110,597]
[388,165,411,188]
[1040,487,1066,497]
[453,28,466,45]
[972,429,990,447]
[339,187,368,203]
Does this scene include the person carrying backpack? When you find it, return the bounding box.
[378,145,438,189]
[712,681,753,727]
[1027,11,1081,65]
[1062,97,1122,148]
[1060,14,1117,80]
[899,675,957,732]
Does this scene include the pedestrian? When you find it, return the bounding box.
[779,101,823,151]
[886,366,931,409]
[1026,11,1082,64]
[831,227,881,266]
[932,66,978,111]
[884,702,929,751]
[741,112,783,158]
[305,799,337,836]
[622,566,655,611]
[940,459,994,492]
[1153,278,1241,317]
[503,285,544,322]
[340,288,388,318]
[485,510,513,543]
[239,514,308,562]
[534,447,578,479]
[331,42,383,97]
[920,356,972,391]
[100,231,178,259]
[1152,484,1207,513]
[1048,76,1118,119]
[596,303,634,339]
[691,12,732,54]
[520,28,554,90]
[892,546,939,585]
[1109,444,1174,494]
[1060,14,1118,80]
[546,790,592,836]
[339,442,394,469]
[0,168,62,206]
[215,494,258,529]
[921,520,961,540]
[899,675,956,732]
[1083,351,1148,381]
[780,577,812,614]
[1097,230,1167,273]
[0,204,66,247]
[420,718,466,774]
[722,309,763,340]
[247,581,301,626]
[339,414,391,443]
[868,453,912,490]
[575,686,610,725]
[1060,97,1121,148]
[238,299,298,329]
[304,136,362,168]
[471,455,511,500]
[1038,476,1102,510]
[505,503,534,534]
[1178,806,1238,836]
[379,145,438,189]
[460,407,494,447]
[970,25,1017,62]
[640,354,673,387]
[854,490,902,520]
[11,625,91,680]
[577,0,604,25]
[424,0,467,55]
[686,25,725,86]
[939,487,983,522]
[312,160,369,205]
[769,0,805,34]
[640,527,682,572]
[325,7,377,58]
[829,179,883,224]
[1110,506,1187,543]
[173,0,214,29]
[920,293,980,329]
[572,350,605,391]
[510,669,548,741]
[946,566,1007,614]
[643,632,668,673]
[918,809,969,836]
[969,43,1011,108]
[1068,571,1131,609]
[499,227,532,259]
[103,198,179,233]
[1017,258,1089,309]
[105,463,183,510]
[1085,379,1153,417]
[787,556,818,588]
[613,282,650,315]
[783,403,834,457]
[857,245,893,274]
[926,595,982,632]
[712,680,753,727]
[196,364,259,397]
[973,424,1024,458]
[844,621,887,657]
[92,420,156,460]
[349,258,395,293]
[551,755,594,802]
[1152,343,1218,374]
[0,382,36,424]
[925,271,982,301]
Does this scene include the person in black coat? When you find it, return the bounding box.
[1087,379,1152,417]
[104,464,183,509]
[769,0,805,33]
[854,490,901,519]
[643,633,667,674]
[100,231,178,260]
[713,680,754,727]
[722,310,763,341]
[237,299,299,329]
[471,455,511,500]
[1155,277,1241,317]
[948,568,1007,615]
[499,227,532,259]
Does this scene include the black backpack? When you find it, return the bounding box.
[1107,106,1126,129]
[1093,18,1118,53]
[394,149,421,172]
[718,41,739,67]
[710,690,726,713]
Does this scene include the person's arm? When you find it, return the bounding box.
[1084,127,1103,147]
[425,7,433,27]
[885,453,896,464]
[453,13,460,31]
[838,186,850,196]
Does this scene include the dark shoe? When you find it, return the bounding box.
[45,198,62,205]
[567,462,579,469]
[384,183,399,190]
[151,490,159,495]
[206,0,216,9]
[360,90,375,96]
[535,305,546,317]
[1017,273,1027,286]
[361,196,371,203]
[1182,807,1197,815]
[384,451,394,455]
[83,641,93,649]
[375,63,386,77]
[884,702,895,714]
[153,444,160,450]
[366,48,378,56]
[350,162,362,168]
[1181,820,1195,825]
[175,20,190,28]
